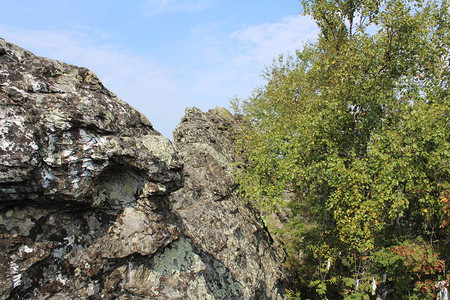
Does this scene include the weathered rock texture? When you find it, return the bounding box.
[171,107,286,299]
[0,38,285,299]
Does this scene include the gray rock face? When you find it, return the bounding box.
[0,38,285,299]
[171,107,286,299]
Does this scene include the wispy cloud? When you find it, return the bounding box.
[139,0,215,15]
[174,14,319,109]
[184,14,318,67]
[0,25,185,138]
[229,14,318,65]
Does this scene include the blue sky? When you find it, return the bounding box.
[0,0,318,138]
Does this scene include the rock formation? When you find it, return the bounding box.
[0,38,285,299]
[171,107,286,299]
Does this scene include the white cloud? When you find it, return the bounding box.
[229,14,318,65]
[185,14,318,77]
[177,14,319,107]
[0,26,185,138]
[139,0,215,15]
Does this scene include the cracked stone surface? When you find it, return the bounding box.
[171,107,286,299]
[0,38,286,299]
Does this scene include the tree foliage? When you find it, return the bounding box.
[233,0,449,298]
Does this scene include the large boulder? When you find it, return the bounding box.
[0,38,285,299]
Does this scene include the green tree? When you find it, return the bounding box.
[233,0,449,298]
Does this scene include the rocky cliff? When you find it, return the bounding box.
[0,38,285,299]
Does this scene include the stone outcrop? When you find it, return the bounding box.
[171,107,286,299]
[0,38,285,299]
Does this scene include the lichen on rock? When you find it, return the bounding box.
[0,38,184,299]
[171,107,287,299]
